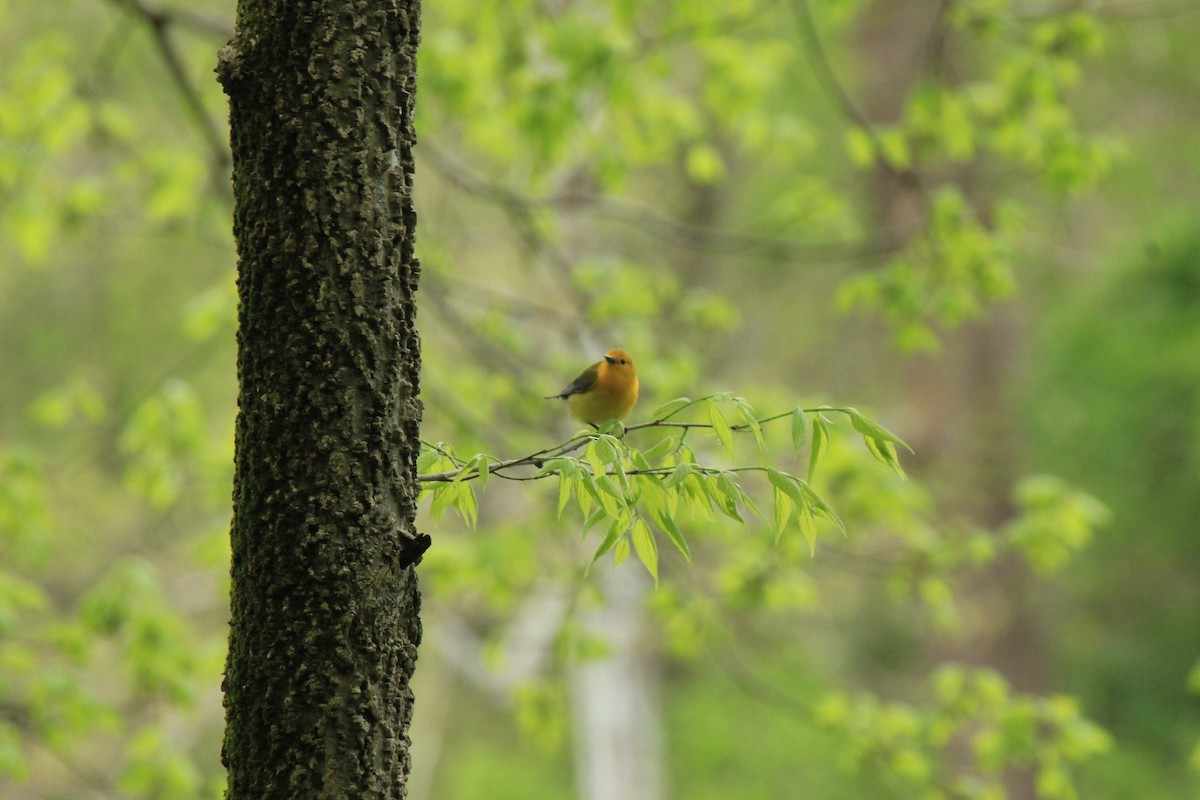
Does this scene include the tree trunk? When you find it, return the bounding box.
[569,566,663,800]
[216,2,426,797]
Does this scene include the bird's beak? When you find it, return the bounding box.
[603,355,617,365]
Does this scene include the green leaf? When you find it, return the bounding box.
[610,452,632,498]
[453,453,484,483]
[588,522,623,570]
[417,447,440,474]
[644,483,690,563]
[713,473,745,523]
[766,466,802,502]
[613,537,631,568]
[681,479,715,521]
[642,435,679,463]
[663,461,695,489]
[739,484,763,522]
[847,408,913,451]
[798,501,818,555]
[429,484,455,521]
[557,472,574,519]
[586,441,608,477]
[707,400,734,455]
[454,483,477,528]
[773,485,794,542]
[652,397,692,419]
[734,397,765,450]
[808,415,828,479]
[799,482,845,532]
[475,456,490,488]
[597,419,626,438]
[575,468,598,517]
[865,436,907,479]
[535,456,567,478]
[657,512,690,564]
[791,407,808,453]
[630,517,659,581]
[597,474,626,502]
[593,435,619,465]
[595,475,624,517]
[639,472,669,515]
[580,508,608,539]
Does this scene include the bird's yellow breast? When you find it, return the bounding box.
[567,364,638,424]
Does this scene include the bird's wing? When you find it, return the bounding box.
[546,361,600,399]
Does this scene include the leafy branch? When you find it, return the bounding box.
[418,395,910,580]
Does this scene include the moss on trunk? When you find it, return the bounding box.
[217,2,425,797]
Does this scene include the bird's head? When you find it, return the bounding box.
[602,349,636,376]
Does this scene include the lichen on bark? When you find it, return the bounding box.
[219,2,424,797]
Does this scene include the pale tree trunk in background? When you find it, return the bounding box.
[569,566,663,800]
[560,134,722,800]
[555,166,668,800]
[216,1,428,797]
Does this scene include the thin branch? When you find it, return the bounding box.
[420,431,596,483]
[422,144,908,266]
[715,648,817,720]
[419,275,543,378]
[418,403,864,483]
[106,0,232,192]
[584,195,910,263]
[419,145,585,304]
[420,440,468,468]
[147,5,233,38]
[790,0,927,200]
[107,0,234,38]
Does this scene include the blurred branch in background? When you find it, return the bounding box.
[103,0,233,193]
[422,143,908,265]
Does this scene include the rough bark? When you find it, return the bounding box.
[216,1,426,797]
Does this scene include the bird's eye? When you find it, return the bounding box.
[620,359,626,365]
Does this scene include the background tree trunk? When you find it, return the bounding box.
[217,1,426,797]
[569,567,663,800]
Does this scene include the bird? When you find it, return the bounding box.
[545,349,639,425]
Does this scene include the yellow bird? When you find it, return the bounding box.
[546,349,639,425]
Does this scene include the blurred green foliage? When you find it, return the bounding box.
[1,0,1198,797]
[1027,226,1200,788]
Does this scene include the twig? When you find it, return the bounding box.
[418,402,860,483]
[420,431,596,483]
[420,145,585,304]
[107,0,232,191]
[583,195,910,263]
[715,648,817,720]
[791,0,927,200]
[107,0,234,38]
[422,143,908,266]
